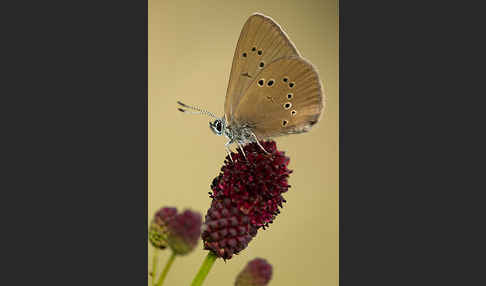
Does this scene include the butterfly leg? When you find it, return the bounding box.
[236,141,247,160]
[250,132,270,154]
[225,140,234,162]
[226,148,234,162]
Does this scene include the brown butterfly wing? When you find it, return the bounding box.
[224,13,300,123]
[233,56,324,139]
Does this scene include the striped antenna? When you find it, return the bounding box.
[177,101,218,118]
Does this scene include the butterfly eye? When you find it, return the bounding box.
[257,79,265,87]
[287,93,293,99]
[216,121,222,132]
[259,62,265,68]
[267,79,274,87]
[284,102,292,109]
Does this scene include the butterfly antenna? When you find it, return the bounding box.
[177,101,217,118]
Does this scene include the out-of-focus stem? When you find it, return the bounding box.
[156,252,176,286]
[151,248,159,286]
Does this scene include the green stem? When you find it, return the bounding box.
[190,252,218,286]
[151,248,159,286]
[156,252,176,286]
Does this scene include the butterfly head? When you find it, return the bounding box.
[177,101,229,137]
[209,118,226,136]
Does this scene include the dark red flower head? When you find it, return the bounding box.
[202,141,292,259]
[149,207,178,249]
[211,141,292,227]
[235,258,273,286]
[202,198,258,260]
[166,209,202,255]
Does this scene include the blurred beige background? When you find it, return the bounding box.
[148,0,338,285]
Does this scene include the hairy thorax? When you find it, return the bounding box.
[225,121,256,145]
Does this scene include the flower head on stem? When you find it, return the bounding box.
[202,140,292,260]
[149,207,202,286]
[235,258,273,286]
[166,209,203,255]
[149,207,178,250]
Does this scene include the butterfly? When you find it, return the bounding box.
[178,13,325,158]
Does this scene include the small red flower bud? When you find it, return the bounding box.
[235,258,273,286]
[166,209,202,255]
[149,207,178,249]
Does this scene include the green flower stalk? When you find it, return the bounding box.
[190,252,218,286]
